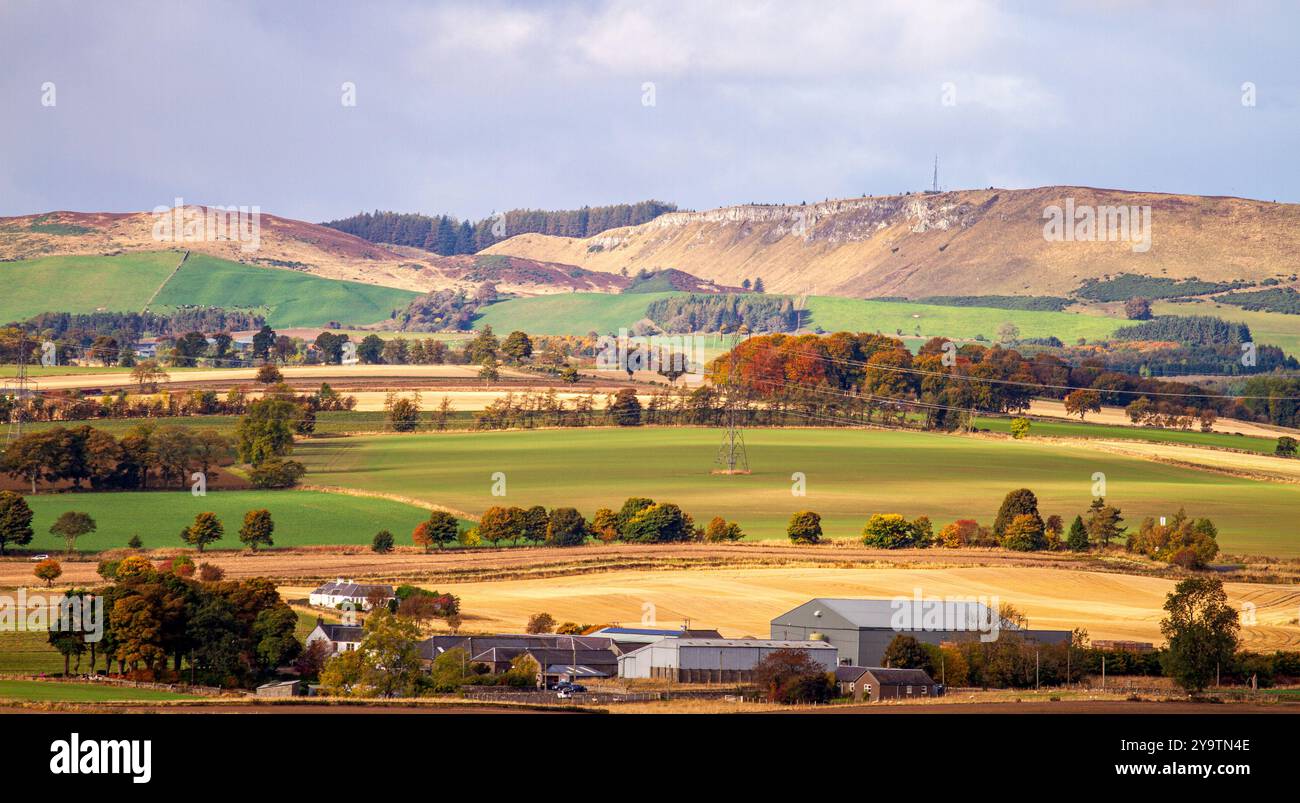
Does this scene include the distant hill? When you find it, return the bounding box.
[0,208,630,297]
[0,251,418,328]
[482,186,1300,298]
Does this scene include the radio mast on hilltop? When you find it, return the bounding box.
[932,155,940,193]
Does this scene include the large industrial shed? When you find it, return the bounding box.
[771,598,1071,667]
[618,638,838,682]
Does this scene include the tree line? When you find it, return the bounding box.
[44,556,301,687]
[645,293,799,333]
[712,331,1296,428]
[323,200,677,256]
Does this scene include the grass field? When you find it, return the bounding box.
[0,251,418,328]
[20,489,440,552]
[473,292,678,335]
[801,296,1125,342]
[295,427,1300,555]
[471,291,1128,342]
[0,252,182,322]
[150,252,419,327]
[0,679,194,701]
[0,630,66,674]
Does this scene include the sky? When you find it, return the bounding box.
[1,0,1296,222]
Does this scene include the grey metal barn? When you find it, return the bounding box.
[771,598,1071,667]
[618,638,838,682]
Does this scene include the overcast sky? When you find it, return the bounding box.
[2,1,1296,222]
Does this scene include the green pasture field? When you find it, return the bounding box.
[0,679,194,701]
[0,252,182,322]
[295,427,1300,556]
[471,291,1127,343]
[800,296,1124,343]
[0,251,418,329]
[18,489,445,552]
[149,253,419,328]
[473,292,678,335]
[0,630,66,675]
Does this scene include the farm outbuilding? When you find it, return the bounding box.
[617,638,838,682]
[255,680,308,698]
[771,598,1071,667]
[836,666,940,702]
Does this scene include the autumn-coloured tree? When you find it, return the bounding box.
[993,488,1042,538]
[34,558,62,588]
[478,506,524,546]
[180,511,224,552]
[238,508,275,552]
[590,507,619,543]
[1000,513,1047,551]
[787,510,822,544]
[545,507,589,546]
[413,510,460,552]
[198,562,225,582]
[704,516,744,542]
[525,612,556,634]
[1063,389,1102,420]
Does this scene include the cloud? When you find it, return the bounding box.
[0,0,1295,219]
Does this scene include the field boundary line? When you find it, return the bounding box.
[1038,436,1300,485]
[295,484,480,522]
[141,249,189,313]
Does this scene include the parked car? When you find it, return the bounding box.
[29,554,49,562]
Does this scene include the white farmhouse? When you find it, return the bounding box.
[308,578,395,611]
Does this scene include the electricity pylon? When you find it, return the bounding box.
[4,335,31,444]
[713,326,750,474]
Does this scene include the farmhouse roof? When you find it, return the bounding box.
[835,666,871,683]
[544,664,610,678]
[417,634,616,661]
[311,579,395,599]
[592,626,722,638]
[659,638,837,650]
[863,667,937,686]
[316,623,365,643]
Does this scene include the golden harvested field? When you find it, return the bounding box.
[1055,438,1300,483]
[1026,399,1294,438]
[285,565,1300,653]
